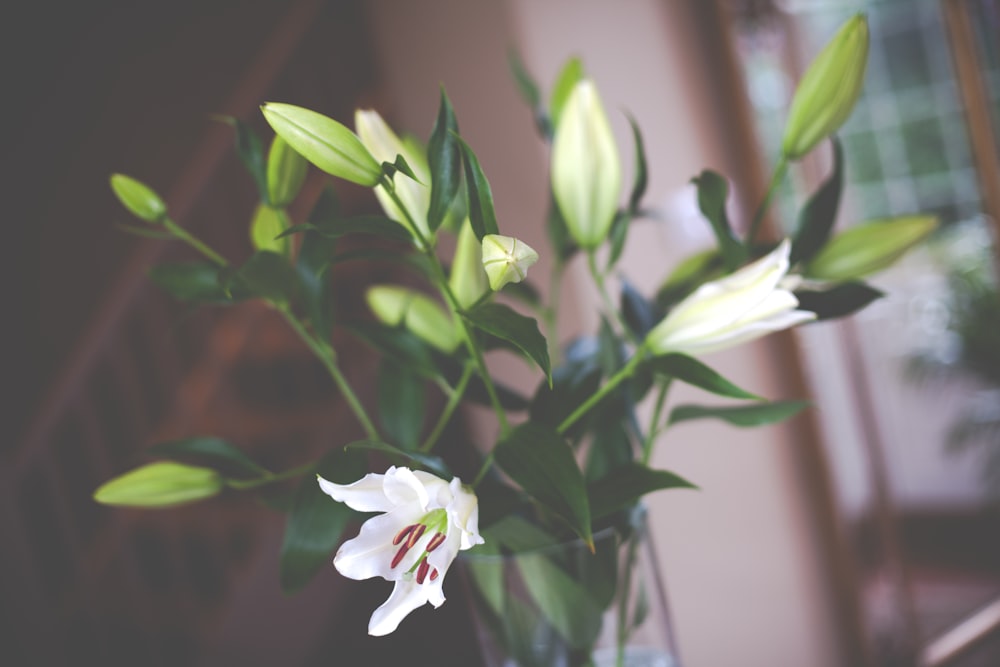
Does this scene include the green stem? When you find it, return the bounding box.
[420,362,474,453]
[587,250,636,344]
[616,533,641,666]
[745,157,788,246]
[280,309,380,441]
[543,261,564,366]
[642,377,673,465]
[557,348,646,435]
[226,461,317,491]
[472,451,495,488]
[164,218,228,267]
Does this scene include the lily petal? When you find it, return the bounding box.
[368,579,432,636]
[334,507,424,581]
[318,472,393,513]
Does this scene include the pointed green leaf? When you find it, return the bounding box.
[549,57,584,128]
[455,135,500,241]
[588,462,697,520]
[294,188,338,340]
[463,303,551,385]
[791,137,844,264]
[427,88,461,232]
[692,170,746,271]
[278,215,412,244]
[148,262,231,303]
[669,400,810,427]
[215,116,269,203]
[228,251,299,305]
[648,354,762,400]
[626,113,648,214]
[343,440,450,477]
[493,422,592,547]
[517,553,603,648]
[508,48,541,108]
[606,210,631,269]
[794,281,883,321]
[377,360,425,450]
[279,449,366,593]
[94,462,222,508]
[343,322,439,379]
[147,436,268,477]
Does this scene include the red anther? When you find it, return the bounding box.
[405,524,426,549]
[425,532,446,552]
[416,559,430,584]
[393,524,415,546]
[429,568,439,581]
[391,544,410,569]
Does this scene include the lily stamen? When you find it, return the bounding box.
[405,524,426,549]
[425,532,446,552]
[393,524,415,546]
[416,559,430,584]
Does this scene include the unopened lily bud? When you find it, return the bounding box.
[805,215,938,281]
[481,234,539,292]
[551,79,622,249]
[110,173,167,223]
[266,135,308,207]
[250,203,290,255]
[366,286,460,353]
[93,462,223,508]
[782,14,869,160]
[261,103,381,187]
[449,219,489,308]
[355,109,432,242]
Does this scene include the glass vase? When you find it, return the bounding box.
[461,506,680,667]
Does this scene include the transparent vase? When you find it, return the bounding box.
[461,506,681,667]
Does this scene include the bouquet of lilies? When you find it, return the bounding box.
[95,14,934,647]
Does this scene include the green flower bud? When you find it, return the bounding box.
[366,285,460,353]
[355,109,432,242]
[261,103,381,187]
[110,173,167,223]
[551,79,622,249]
[481,234,539,292]
[93,461,223,508]
[782,14,869,160]
[449,218,489,308]
[266,135,308,207]
[805,215,938,281]
[250,203,290,256]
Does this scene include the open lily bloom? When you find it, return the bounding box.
[646,239,815,356]
[318,466,483,636]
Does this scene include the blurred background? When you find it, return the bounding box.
[3,0,999,665]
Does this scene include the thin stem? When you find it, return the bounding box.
[226,461,317,491]
[543,261,564,366]
[557,348,646,435]
[280,309,380,441]
[164,218,228,267]
[745,157,788,246]
[420,362,475,453]
[587,250,636,344]
[642,377,673,465]
[472,451,495,488]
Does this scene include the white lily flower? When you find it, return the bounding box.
[318,466,483,636]
[646,239,815,356]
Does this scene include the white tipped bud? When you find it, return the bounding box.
[481,234,539,291]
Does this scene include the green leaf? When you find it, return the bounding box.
[278,215,413,244]
[648,354,762,400]
[294,188,339,340]
[377,360,425,450]
[501,279,542,308]
[588,462,697,520]
[463,303,551,385]
[250,203,290,255]
[266,135,309,207]
[606,211,631,269]
[692,170,747,271]
[530,356,602,438]
[279,449,366,593]
[228,251,299,305]
[795,281,884,321]
[344,322,439,379]
[93,462,222,508]
[147,436,268,478]
[464,540,506,617]
[508,48,541,109]
[669,400,810,427]
[791,137,843,264]
[455,134,500,241]
[393,154,420,183]
[216,116,269,203]
[148,262,231,303]
[549,57,584,128]
[517,553,603,649]
[483,514,560,553]
[620,280,658,339]
[626,113,648,214]
[493,422,593,547]
[343,440,450,477]
[426,87,461,232]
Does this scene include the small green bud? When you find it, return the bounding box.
[481,234,539,291]
[261,103,381,187]
[805,215,938,281]
[110,173,167,223]
[366,285,460,353]
[250,203,290,255]
[355,109,432,242]
[93,461,223,508]
[449,218,489,308]
[782,14,869,160]
[551,79,622,249]
[266,135,308,207]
